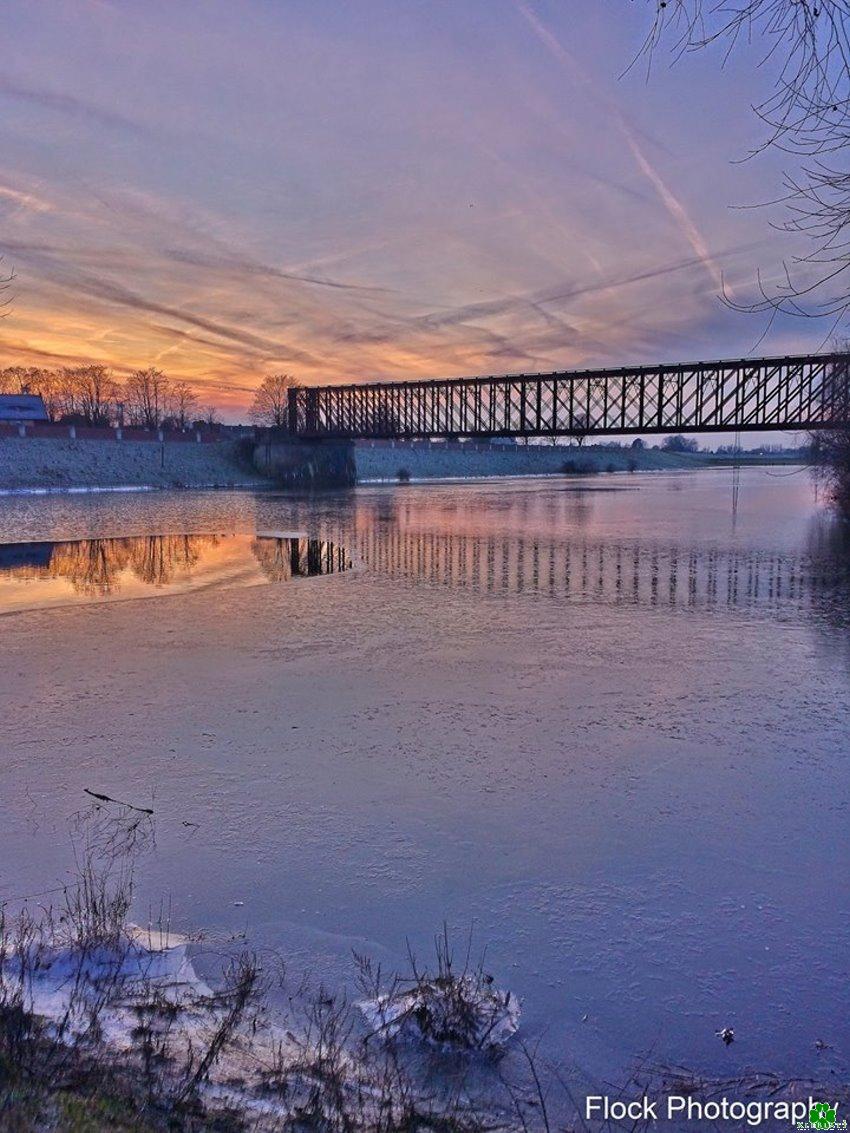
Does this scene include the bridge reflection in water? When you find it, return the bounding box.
[252,535,351,583]
[350,519,849,618]
[0,533,351,608]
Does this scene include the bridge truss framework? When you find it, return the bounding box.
[286,352,850,440]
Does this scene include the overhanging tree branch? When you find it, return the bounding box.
[0,258,15,318]
[639,1,850,316]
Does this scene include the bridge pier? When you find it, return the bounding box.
[253,436,356,489]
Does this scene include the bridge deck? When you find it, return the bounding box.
[287,352,850,440]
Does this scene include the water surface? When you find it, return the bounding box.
[0,468,847,1088]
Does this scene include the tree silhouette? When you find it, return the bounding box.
[124,368,171,428]
[251,373,297,427]
[168,381,199,429]
[0,258,13,318]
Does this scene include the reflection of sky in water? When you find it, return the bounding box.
[0,534,351,612]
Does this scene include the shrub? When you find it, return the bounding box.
[356,926,519,1053]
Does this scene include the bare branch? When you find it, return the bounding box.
[641,1,850,316]
[251,372,298,427]
[0,258,16,318]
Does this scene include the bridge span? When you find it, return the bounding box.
[286,351,850,441]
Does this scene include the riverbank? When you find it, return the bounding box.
[6,865,845,1133]
[0,819,527,1131]
[0,432,803,492]
[0,435,263,492]
[5,784,846,1133]
[354,439,716,481]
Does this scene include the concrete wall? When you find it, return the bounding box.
[0,436,261,491]
[253,438,356,488]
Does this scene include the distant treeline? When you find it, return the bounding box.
[0,365,217,430]
[524,436,806,456]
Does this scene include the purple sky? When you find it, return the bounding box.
[0,1,834,418]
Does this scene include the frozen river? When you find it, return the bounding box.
[0,468,848,1088]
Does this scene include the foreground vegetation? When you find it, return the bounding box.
[0,802,533,1131]
[2,801,847,1131]
[811,427,850,518]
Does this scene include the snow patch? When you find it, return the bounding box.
[359,975,520,1050]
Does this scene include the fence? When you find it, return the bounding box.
[0,423,224,443]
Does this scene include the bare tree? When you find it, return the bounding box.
[251,373,297,427]
[70,365,117,426]
[27,369,62,421]
[123,368,171,428]
[0,258,14,319]
[639,1,850,317]
[56,367,85,421]
[193,404,220,429]
[168,380,199,429]
[52,367,114,423]
[0,361,203,429]
[0,366,29,395]
[570,411,589,447]
[662,433,700,453]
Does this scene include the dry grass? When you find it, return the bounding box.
[355,927,519,1054]
[0,809,521,1131]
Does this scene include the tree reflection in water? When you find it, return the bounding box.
[128,535,209,588]
[0,534,351,599]
[0,534,216,595]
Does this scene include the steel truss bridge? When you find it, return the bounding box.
[286,351,850,440]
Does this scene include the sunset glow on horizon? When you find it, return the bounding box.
[0,1,831,419]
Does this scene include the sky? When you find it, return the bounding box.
[0,0,838,420]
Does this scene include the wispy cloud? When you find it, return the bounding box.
[619,122,727,293]
[0,182,52,214]
[163,248,390,294]
[515,2,580,77]
[63,269,323,365]
[410,249,737,332]
[0,77,147,135]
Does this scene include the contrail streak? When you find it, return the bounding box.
[619,123,726,292]
[514,2,729,294]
